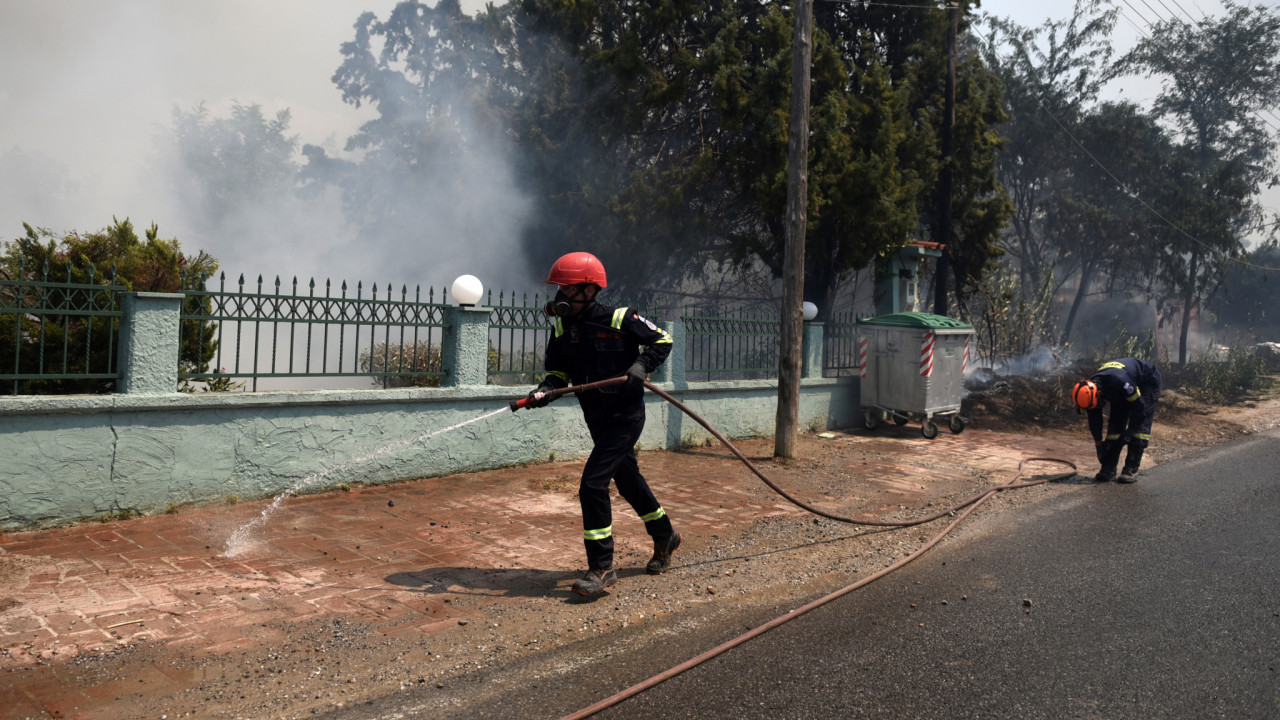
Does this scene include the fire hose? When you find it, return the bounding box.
[513,375,1078,718]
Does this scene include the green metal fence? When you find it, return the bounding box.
[682,307,780,381]
[180,273,449,391]
[1,259,124,395]
[822,310,860,378]
[487,290,550,386]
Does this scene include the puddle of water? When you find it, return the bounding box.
[224,406,510,556]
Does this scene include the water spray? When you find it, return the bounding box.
[223,406,510,556]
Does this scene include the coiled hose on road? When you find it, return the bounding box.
[514,376,1078,719]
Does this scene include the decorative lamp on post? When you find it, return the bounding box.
[452,274,484,307]
[802,301,818,322]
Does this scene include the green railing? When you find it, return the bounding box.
[180,273,449,391]
[823,310,860,378]
[682,307,780,381]
[486,290,550,386]
[1,259,124,395]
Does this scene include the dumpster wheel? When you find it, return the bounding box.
[921,419,939,439]
[949,414,966,434]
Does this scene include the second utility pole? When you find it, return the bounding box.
[933,1,959,317]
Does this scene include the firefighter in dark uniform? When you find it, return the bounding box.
[524,252,681,596]
[1072,357,1162,483]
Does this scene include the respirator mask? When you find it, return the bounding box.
[544,286,590,317]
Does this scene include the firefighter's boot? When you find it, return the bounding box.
[571,567,617,596]
[646,531,682,575]
[1119,444,1145,483]
[1095,440,1123,482]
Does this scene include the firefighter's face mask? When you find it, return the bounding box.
[545,284,593,318]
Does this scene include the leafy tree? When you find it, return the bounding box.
[1046,102,1171,343]
[512,0,1013,316]
[1116,0,1280,362]
[1,219,219,394]
[977,0,1118,299]
[162,103,299,247]
[321,0,1011,318]
[302,0,534,287]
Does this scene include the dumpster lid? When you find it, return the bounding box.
[857,312,973,330]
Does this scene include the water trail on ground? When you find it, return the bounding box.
[223,406,510,556]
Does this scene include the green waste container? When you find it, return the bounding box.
[856,312,974,439]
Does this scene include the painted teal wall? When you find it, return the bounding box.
[0,379,858,529]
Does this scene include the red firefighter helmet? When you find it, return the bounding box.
[1072,379,1101,410]
[546,252,607,288]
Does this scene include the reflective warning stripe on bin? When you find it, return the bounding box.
[858,337,868,379]
[962,336,970,374]
[920,332,935,377]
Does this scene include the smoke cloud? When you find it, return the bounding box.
[0,0,529,296]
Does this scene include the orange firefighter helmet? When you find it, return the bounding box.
[1071,379,1101,410]
[546,252,607,288]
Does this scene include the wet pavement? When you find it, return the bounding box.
[0,426,1091,718]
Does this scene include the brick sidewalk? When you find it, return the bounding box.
[0,428,1089,716]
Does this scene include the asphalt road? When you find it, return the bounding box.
[602,426,1280,720]
[329,427,1280,720]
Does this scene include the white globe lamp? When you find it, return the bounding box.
[452,274,484,307]
[802,301,818,321]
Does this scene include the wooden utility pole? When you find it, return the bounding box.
[932,1,959,317]
[775,0,813,460]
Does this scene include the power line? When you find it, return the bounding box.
[1118,0,1156,27]
[1114,7,1153,39]
[1119,0,1280,135]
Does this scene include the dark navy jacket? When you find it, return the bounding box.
[1086,357,1161,442]
[541,302,673,424]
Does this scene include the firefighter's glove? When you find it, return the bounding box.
[526,386,556,409]
[625,361,647,388]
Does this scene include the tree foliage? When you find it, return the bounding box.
[1116,0,1280,362]
[313,0,1012,318]
[977,0,1117,297]
[0,220,219,394]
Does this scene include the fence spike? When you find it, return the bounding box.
[42,258,49,280]
[256,275,263,292]
[237,273,245,288]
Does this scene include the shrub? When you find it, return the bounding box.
[1176,345,1272,404]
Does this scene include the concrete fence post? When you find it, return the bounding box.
[442,305,491,387]
[116,292,184,394]
[802,321,824,379]
[651,320,686,386]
